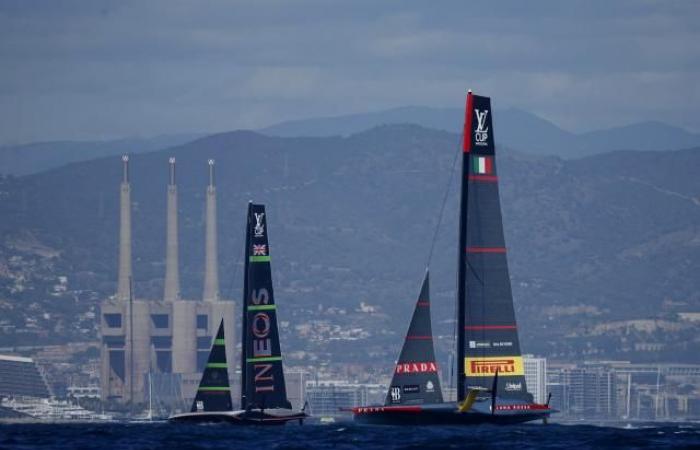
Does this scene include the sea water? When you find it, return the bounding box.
[0,421,698,449]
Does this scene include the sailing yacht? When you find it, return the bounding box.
[169,203,307,425]
[353,91,556,425]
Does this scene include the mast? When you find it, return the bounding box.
[626,373,631,418]
[457,90,473,402]
[148,372,152,420]
[240,201,252,409]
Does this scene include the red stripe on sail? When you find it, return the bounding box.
[406,335,432,340]
[464,325,517,330]
[466,247,506,253]
[463,92,473,153]
[468,174,498,182]
[416,301,430,307]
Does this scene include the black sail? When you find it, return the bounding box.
[385,271,443,406]
[241,203,292,410]
[190,319,232,412]
[458,92,531,402]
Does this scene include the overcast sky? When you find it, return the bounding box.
[1,0,699,144]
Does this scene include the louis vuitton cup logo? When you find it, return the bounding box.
[254,213,265,237]
[474,109,489,146]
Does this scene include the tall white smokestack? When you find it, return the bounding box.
[117,155,132,301]
[164,157,180,302]
[203,159,220,302]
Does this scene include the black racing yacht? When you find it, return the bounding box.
[169,203,307,425]
[353,91,556,425]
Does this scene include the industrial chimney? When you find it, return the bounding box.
[203,159,220,302]
[163,157,180,302]
[117,155,132,301]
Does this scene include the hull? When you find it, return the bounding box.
[353,402,553,426]
[168,409,307,426]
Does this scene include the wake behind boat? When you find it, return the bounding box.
[353,91,556,425]
[169,203,307,425]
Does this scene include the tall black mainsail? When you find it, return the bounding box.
[190,319,232,412]
[385,271,443,406]
[241,203,292,410]
[458,92,530,401]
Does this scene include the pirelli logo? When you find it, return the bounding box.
[465,356,524,377]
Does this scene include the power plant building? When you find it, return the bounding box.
[100,156,235,412]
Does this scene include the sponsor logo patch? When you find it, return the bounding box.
[254,212,265,237]
[474,109,489,146]
[467,341,512,349]
[395,362,438,374]
[465,356,524,376]
[505,382,522,392]
[390,386,401,403]
[403,385,420,394]
[495,404,548,411]
[425,380,434,393]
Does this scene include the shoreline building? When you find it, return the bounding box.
[305,380,370,418]
[547,362,617,419]
[100,157,235,412]
[0,355,51,403]
[0,354,108,420]
[523,354,548,405]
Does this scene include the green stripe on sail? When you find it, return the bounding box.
[249,255,271,262]
[206,363,228,368]
[247,304,276,311]
[214,339,226,345]
[197,386,230,391]
[246,356,282,363]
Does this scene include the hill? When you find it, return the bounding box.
[0,125,698,365]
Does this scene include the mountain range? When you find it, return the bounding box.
[3,107,700,177]
[261,106,700,158]
[0,125,698,365]
[0,133,205,176]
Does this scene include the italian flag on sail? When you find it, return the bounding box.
[472,156,493,175]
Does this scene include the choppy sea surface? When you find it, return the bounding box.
[0,421,699,449]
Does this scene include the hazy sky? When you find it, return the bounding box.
[1,0,699,144]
